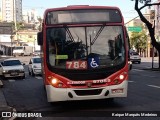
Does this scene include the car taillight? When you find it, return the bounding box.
[47,76,67,88]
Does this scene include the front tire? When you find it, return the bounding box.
[2,75,6,80]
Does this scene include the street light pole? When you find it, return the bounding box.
[13,0,17,40]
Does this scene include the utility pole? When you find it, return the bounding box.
[13,0,17,40]
[125,14,150,25]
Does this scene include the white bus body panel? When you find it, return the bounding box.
[46,80,128,102]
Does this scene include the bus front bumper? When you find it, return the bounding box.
[46,80,128,102]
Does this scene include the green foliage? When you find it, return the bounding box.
[130,27,148,51]
[11,22,24,31]
[16,22,24,30]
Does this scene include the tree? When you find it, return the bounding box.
[131,0,160,68]
[130,30,147,55]
[37,17,43,31]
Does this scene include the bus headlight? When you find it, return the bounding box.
[48,76,67,88]
[51,78,58,84]
[119,75,124,80]
[110,73,127,85]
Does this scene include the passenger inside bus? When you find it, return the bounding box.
[49,37,62,66]
[108,39,115,60]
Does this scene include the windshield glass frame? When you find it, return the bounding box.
[46,25,126,72]
[33,58,42,63]
[3,60,21,66]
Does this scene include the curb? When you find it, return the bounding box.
[0,85,17,120]
[0,80,3,88]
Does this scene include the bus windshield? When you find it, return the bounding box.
[47,25,125,70]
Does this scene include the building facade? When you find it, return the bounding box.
[2,0,22,22]
[155,0,160,42]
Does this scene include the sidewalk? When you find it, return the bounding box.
[132,57,159,71]
[0,80,15,119]
[141,57,159,68]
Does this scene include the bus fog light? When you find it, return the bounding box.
[113,79,119,84]
[58,83,63,87]
[119,75,124,80]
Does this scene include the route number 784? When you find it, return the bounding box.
[66,61,87,69]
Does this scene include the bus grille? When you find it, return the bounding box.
[74,89,102,96]
[59,72,113,80]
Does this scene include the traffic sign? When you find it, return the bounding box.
[127,27,142,32]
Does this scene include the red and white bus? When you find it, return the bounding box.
[37,5,130,102]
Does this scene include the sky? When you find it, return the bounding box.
[22,0,151,23]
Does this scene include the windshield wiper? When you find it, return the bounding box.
[90,25,105,45]
[64,26,75,42]
[111,55,122,65]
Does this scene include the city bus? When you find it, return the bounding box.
[37,5,130,102]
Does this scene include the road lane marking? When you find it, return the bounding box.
[147,85,160,89]
[128,81,134,82]
[9,80,15,82]
[141,75,157,78]
[35,76,42,79]
[0,80,3,87]
[132,69,144,71]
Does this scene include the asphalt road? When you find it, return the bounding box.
[1,56,160,119]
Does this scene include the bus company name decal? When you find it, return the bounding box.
[67,79,109,85]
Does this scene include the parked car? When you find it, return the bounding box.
[28,56,42,76]
[0,58,25,79]
[130,52,141,64]
[32,50,41,56]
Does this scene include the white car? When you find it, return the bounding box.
[28,56,42,76]
[0,58,25,79]
[32,50,41,56]
[130,52,141,64]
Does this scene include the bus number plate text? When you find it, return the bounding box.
[66,61,87,69]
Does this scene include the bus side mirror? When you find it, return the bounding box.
[37,32,43,45]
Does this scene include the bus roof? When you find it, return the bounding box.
[43,5,123,25]
[44,5,121,14]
